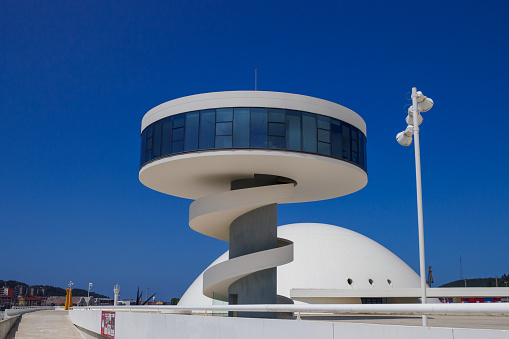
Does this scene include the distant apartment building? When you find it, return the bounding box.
[18,296,43,306]
[0,287,14,308]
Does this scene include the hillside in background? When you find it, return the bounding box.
[0,280,108,298]
[440,274,509,288]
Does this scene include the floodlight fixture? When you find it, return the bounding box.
[396,125,414,146]
[406,106,423,126]
[416,91,434,112]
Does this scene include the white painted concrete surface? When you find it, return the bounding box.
[0,316,19,339]
[141,91,366,135]
[180,223,423,306]
[70,309,509,339]
[292,287,509,299]
[139,149,367,201]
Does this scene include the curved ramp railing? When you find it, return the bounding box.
[189,177,295,303]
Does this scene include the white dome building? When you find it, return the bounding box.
[179,223,424,306]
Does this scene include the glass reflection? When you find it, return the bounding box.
[141,107,366,172]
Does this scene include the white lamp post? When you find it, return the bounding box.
[88,283,93,306]
[114,284,120,306]
[396,87,434,327]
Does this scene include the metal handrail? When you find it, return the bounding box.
[71,303,509,316]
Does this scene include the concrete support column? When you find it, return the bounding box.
[228,204,278,318]
[227,174,283,318]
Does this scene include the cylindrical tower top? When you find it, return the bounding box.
[141,91,366,135]
[139,91,368,202]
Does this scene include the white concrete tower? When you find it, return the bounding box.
[139,91,367,318]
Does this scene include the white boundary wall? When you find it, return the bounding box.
[0,316,19,339]
[69,309,509,339]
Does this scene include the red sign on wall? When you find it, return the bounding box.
[101,311,115,338]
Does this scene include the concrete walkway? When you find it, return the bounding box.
[6,310,83,339]
[303,314,509,330]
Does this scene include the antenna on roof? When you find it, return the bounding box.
[255,69,257,91]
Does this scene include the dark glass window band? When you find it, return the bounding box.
[140,107,367,172]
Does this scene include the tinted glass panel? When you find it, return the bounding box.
[216,122,233,135]
[216,108,233,122]
[172,127,184,141]
[286,111,301,151]
[268,122,285,136]
[351,129,359,163]
[146,137,152,152]
[184,112,199,151]
[145,146,151,162]
[302,113,317,153]
[268,136,285,149]
[145,127,152,162]
[140,108,367,173]
[359,133,365,169]
[363,134,367,169]
[140,131,146,166]
[250,108,267,148]
[199,110,215,149]
[342,124,351,160]
[146,125,153,138]
[173,114,185,128]
[318,129,330,143]
[161,118,172,156]
[171,140,183,154]
[318,141,331,155]
[215,135,232,148]
[331,119,342,158]
[317,116,331,130]
[153,121,162,158]
[268,108,285,123]
[233,108,250,148]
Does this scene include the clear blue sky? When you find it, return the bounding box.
[1,0,508,301]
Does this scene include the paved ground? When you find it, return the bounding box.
[302,314,509,330]
[6,310,83,339]
[5,309,508,337]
